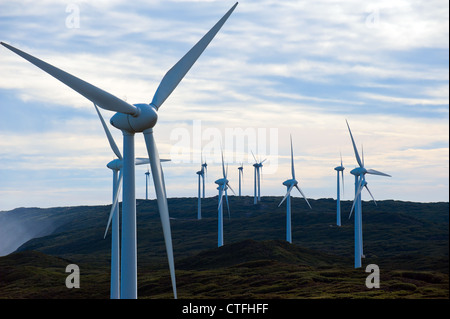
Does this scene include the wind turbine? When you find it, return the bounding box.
[334,153,345,226]
[201,157,208,198]
[278,135,311,243]
[346,120,391,268]
[1,2,238,298]
[215,150,235,247]
[237,163,243,196]
[196,162,205,220]
[145,166,150,200]
[251,151,266,204]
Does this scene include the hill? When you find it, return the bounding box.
[0,197,448,299]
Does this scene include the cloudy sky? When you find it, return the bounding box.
[0,0,448,211]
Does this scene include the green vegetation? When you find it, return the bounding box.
[0,197,448,299]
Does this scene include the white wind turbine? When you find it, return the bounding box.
[237,163,243,196]
[334,153,345,226]
[278,135,311,243]
[145,166,150,200]
[215,150,235,247]
[346,120,391,268]
[201,157,208,198]
[1,1,238,299]
[251,151,266,204]
[196,162,205,220]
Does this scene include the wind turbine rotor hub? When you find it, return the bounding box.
[110,103,158,133]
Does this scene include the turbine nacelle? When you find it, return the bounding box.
[110,103,158,133]
[334,166,345,171]
[107,159,122,171]
[215,178,228,185]
[282,179,298,187]
[350,167,367,176]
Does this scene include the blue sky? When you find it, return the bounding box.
[0,0,448,211]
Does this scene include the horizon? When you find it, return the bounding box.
[2,195,448,213]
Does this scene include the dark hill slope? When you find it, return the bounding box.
[177,239,348,270]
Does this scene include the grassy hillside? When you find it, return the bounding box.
[0,197,448,299]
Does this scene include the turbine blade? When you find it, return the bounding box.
[104,169,123,238]
[366,168,391,177]
[295,185,312,209]
[221,150,226,178]
[225,189,231,220]
[362,144,365,167]
[278,184,295,207]
[349,178,364,219]
[251,150,258,163]
[345,120,363,167]
[364,184,377,206]
[341,170,345,195]
[290,134,295,180]
[226,163,228,179]
[227,182,236,196]
[150,2,238,109]
[143,129,177,299]
[1,42,138,116]
[93,103,122,160]
[218,185,224,209]
[135,157,150,165]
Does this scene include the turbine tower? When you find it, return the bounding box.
[346,120,391,268]
[1,2,238,298]
[145,166,150,200]
[251,151,266,204]
[215,151,234,247]
[93,103,149,299]
[201,157,207,198]
[278,135,311,243]
[237,163,243,196]
[334,153,345,226]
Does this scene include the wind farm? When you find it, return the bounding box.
[0,0,448,303]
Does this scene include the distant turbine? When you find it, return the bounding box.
[278,135,312,243]
[346,120,391,268]
[251,151,266,204]
[145,167,150,200]
[196,162,205,220]
[215,150,235,247]
[201,157,208,198]
[334,153,345,226]
[1,2,238,299]
[238,163,243,196]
